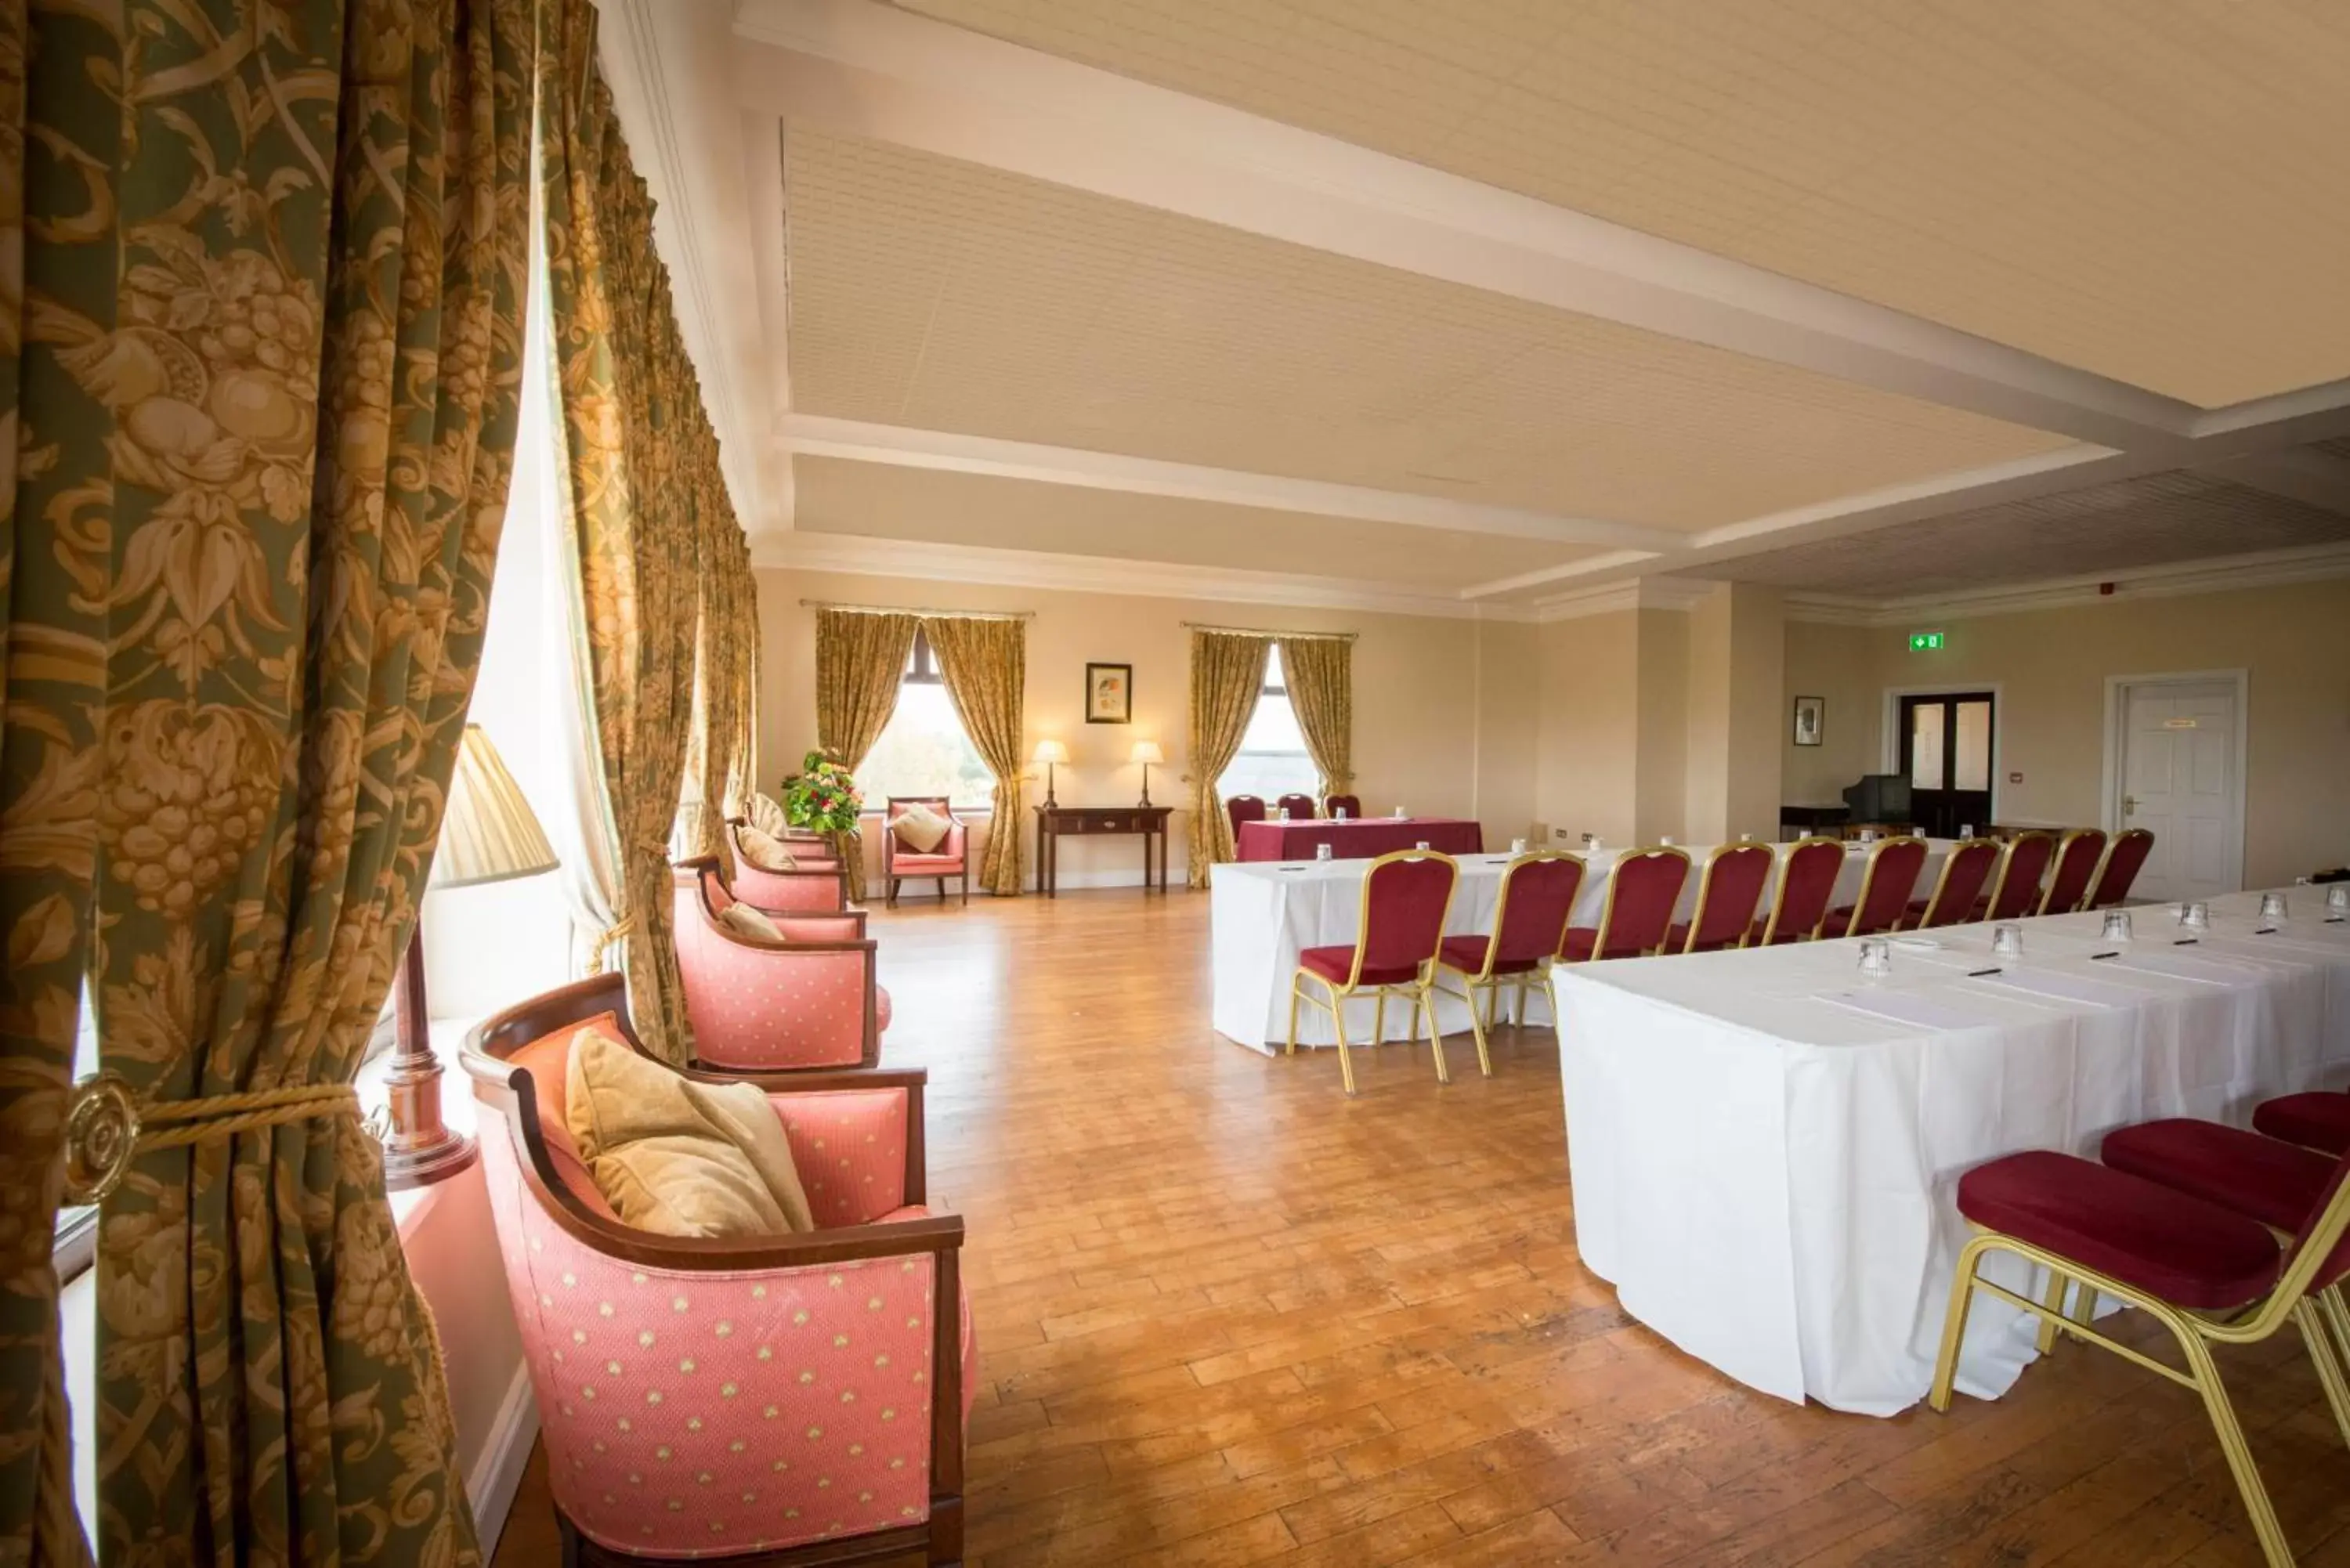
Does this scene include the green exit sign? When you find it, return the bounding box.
[1908,630,1945,652]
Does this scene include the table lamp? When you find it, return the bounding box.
[1032,738,1069,808]
[383,724,559,1190]
[1130,739,1164,807]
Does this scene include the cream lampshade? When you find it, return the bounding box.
[1032,738,1068,807]
[387,724,558,1192]
[1130,740,1163,806]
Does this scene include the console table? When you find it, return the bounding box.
[1034,804,1174,897]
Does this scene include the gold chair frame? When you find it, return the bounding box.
[1560,845,1694,964]
[2037,826,2108,916]
[1980,829,2055,921]
[1679,842,1777,953]
[1838,834,1927,938]
[1930,1170,2350,1567]
[1756,835,1845,945]
[1285,848,1460,1097]
[1911,836,2001,928]
[1430,850,1585,1077]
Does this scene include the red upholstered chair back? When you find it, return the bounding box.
[1325,793,1362,819]
[2040,829,2107,915]
[1594,848,1691,958]
[1761,836,1844,944]
[1843,836,1929,937]
[1984,831,2056,921]
[1353,851,1459,981]
[1683,844,1774,951]
[2086,827,2154,909]
[1275,793,1320,820]
[1915,838,2001,928]
[1491,854,1586,967]
[1226,795,1267,837]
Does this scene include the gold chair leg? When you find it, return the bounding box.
[1285,976,1303,1056]
[1929,1235,1993,1413]
[1423,985,1450,1085]
[1542,976,1559,1037]
[1373,991,1388,1046]
[1464,977,1493,1078]
[1332,990,1358,1097]
[2036,1266,2070,1356]
[2322,1286,2350,1389]
[2177,1328,2295,1567]
[2294,1299,2350,1453]
[1514,977,1530,1025]
[2067,1280,2099,1331]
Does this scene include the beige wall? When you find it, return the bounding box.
[1535,610,1640,845]
[756,569,1538,885]
[1683,583,1786,843]
[1633,609,1689,842]
[1781,576,2350,888]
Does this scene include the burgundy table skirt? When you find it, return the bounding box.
[1234,817,1484,862]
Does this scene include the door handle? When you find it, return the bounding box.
[2121,794,2138,816]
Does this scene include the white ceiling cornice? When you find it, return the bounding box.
[775,415,1679,552]
[752,530,1542,623]
[1781,540,2350,628]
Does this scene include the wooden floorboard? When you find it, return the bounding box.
[491,886,2350,1566]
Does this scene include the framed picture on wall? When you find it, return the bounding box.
[1792,695,1824,747]
[1086,662,1133,724]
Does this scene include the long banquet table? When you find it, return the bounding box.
[1212,838,1954,1050]
[1235,815,1484,862]
[1556,890,2350,1415]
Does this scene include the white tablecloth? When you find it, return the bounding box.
[1555,891,2350,1415]
[1210,839,1954,1050]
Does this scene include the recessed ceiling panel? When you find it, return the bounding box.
[895,0,2350,407]
[785,128,2070,533]
[791,456,1597,589]
[1689,471,2350,598]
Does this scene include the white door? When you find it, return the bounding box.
[2114,679,2241,902]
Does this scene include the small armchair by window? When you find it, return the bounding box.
[886,796,969,906]
[461,976,971,1567]
[674,860,888,1071]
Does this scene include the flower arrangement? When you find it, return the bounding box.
[783,749,863,834]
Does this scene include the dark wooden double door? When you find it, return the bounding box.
[1898,691,1995,840]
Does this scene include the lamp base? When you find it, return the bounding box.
[380,921,479,1192]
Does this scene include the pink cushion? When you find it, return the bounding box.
[892,853,964,872]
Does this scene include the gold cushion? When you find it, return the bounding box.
[563,1028,814,1237]
[892,801,952,853]
[737,825,798,871]
[747,793,790,840]
[715,900,783,943]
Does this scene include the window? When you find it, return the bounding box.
[1218,644,1319,803]
[859,629,996,810]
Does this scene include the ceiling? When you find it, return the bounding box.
[602,1,2350,619]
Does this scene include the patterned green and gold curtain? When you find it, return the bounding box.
[814,609,918,904]
[0,2,533,1563]
[923,616,1025,896]
[680,496,757,865]
[1278,634,1354,800]
[540,0,746,1062]
[1186,630,1271,887]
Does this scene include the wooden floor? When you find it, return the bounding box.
[495,887,2350,1566]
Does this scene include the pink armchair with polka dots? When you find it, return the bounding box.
[463,976,971,1567]
[674,862,888,1073]
[726,817,851,916]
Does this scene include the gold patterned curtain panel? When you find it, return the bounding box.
[540,0,721,1062]
[922,616,1025,896]
[0,1,533,1562]
[1186,631,1271,888]
[1278,635,1354,800]
[679,516,756,864]
[815,609,917,903]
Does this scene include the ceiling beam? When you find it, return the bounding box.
[2200,449,2350,518]
[774,414,1681,552]
[732,0,2196,454]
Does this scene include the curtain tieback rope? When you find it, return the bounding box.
[63,1074,361,1205]
[589,915,638,974]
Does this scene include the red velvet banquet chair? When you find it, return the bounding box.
[1286,848,1459,1096]
[1431,851,1585,1076]
[1274,792,1321,822]
[2085,826,2156,909]
[1324,793,1362,820]
[1929,1138,2350,1566]
[1225,795,1267,843]
[461,977,974,1568]
[1972,829,2055,922]
[885,796,968,907]
[726,816,851,916]
[1905,836,2001,930]
[2037,827,2109,916]
[1666,842,1775,954]
[1748,836,1844,946]
[1562,847,1692,961]
[2256,1092,2350,1156]
[674,860,889,1071]
[1827,835,1929,938]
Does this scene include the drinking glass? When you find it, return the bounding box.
[1660,836,1676,847]
[2329,884,2349,918]
[1958,824,1975,838]
[1314,844,1332,862]
[1992,923,2025,959]
[1509,837,1528,854]
[2101,909,2133,942]
[1394,806,1407,818]
[1415,840,1430,852]
[1334,807,1348,821]
[1859,829,1879,844]
[2181,901,2211,931]
[1858,938,1893,976]
[1738,833,1754,843]
[1278,807,1290,822]
[2259,891,2288,923]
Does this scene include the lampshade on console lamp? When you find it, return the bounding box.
[383,724,559,1190]
[1131,739,1164,807]
[1033,738,1069,809]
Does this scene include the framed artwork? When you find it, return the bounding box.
[1086,662,1133,724]
[1792,695,1824,747]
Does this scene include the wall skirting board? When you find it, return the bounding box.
[468,1364,541,1553]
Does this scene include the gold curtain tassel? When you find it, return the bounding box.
[589,915,638,974]
[62,1072,362,1206]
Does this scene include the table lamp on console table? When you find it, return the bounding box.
[1032,738,1069,809]
[1130,739,1163,807]
[381,723,559,1190]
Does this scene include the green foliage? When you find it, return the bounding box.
[784,749,864,833]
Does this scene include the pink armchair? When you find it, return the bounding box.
[462,976,971,1567]
[675,860,890,1072]
[884,797,968,907]
[727,816,851,916]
